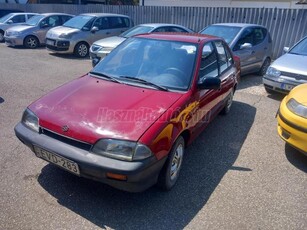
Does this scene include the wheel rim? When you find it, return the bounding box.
[78,44,88,57]
[27,37,37,48]
[0,32,4,42]
[170,143,183,181]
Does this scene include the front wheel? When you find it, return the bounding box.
[158,136,185,191]
[24,36,39,49]
[74,42,89,58]
[258,58,271,76]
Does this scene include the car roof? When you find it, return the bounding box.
[40,13,74,17]
[135,32,220,44]
[6,12,38,16]
[211,23,266,28]
[80,13,130,17]
[138,23,187,28]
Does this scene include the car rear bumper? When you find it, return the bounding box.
[14,122,167,192]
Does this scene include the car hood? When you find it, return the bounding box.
[6,24,34,32]
[272,53,307,75]
[47,26,80,37]
[93,36,126,48]
[29,74,183,144]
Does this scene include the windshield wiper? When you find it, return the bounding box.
[121,76,168,91]
[89,72,122,84]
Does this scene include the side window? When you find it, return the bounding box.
[27,14,36,20]
[253,28,266,46]
[199,42,218,79]
[61,15,72,24]
[168,27,188,33]
[153,27,168,32]
[214,41,232,73]
[233,28,253,51]
[93,17,109,30]
[11,15,26,23]
[109,17,128,28]
[41,16,61,27]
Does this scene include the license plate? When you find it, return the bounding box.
[46,39,55,46]
[281,83,294,91]
[33,146,80,175]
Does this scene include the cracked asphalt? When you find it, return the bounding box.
[0,44,306,230]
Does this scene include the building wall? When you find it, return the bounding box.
[142,0,307,9]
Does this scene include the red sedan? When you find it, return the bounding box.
[15,33,240,192]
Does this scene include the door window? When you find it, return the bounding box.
[234,27,267,51]
[109,17,129,28]
[41,16,61,27]
[214,41,232,73]
[199,42,218,79]
[93,17,109,30]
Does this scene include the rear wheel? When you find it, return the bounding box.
[24,36,39,49]
[0,30,4,42]
[158,136,185,191]
[258,58,271,76]
[74,42,89,58]
[220,89,234,115]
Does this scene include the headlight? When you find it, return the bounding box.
[22,108,39,132]
[266,67,281,78]
[9,31,21,36]
[287,98,307,118]
[92,139,153,161]
[59,33,73,39]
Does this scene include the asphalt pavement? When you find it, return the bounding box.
[0,44,306,230]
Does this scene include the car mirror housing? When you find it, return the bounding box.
[283,47,289,53]
[198,77,221,90]
[91,26,99,33]
[240,43,252,50]
[7,20,13,24]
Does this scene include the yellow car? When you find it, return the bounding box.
[277,83,307,155]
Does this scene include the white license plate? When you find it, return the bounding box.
[281,83,294,91]
[46,39,55,46]
[34,146,80,175]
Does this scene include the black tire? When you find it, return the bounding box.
[220,89,234,115]
[158,136,185,191]
[258,58,271,76]
[0,30,4,43]
[264,86,275,94]
[24,35,39,49]
[74,42,89,58]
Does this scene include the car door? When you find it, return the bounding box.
[193,41,236,131]
[232,27,256,74]
[36,15,61,43]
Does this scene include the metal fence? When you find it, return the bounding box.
[1,3,307,59]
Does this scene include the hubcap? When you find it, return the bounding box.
[27,38,37,48]
[170,144,183,181]
[78,44,88,57]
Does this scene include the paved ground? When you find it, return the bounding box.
[0,44,306,230]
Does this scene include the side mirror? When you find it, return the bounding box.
[283,47,289,53]
[198,77,221,90]
[240,43,252,50]
[40,23,49,28]
[7,20,13,24]
[91,26,99,33]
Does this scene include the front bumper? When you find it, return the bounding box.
[263,75,307,94]
[4,35,24,46]
[277,111,307,155]
[45,38,75,54]
[15,122,167,192]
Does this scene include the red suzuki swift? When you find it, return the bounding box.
[15,33,240,192]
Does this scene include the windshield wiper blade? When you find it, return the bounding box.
[121,76,168,91]
[89,72,122,84]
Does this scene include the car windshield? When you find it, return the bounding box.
[289,37,307,56]
[63,15,95,30]
[92,37,197,91]
[0,13,13,23]
[25,15,44,26]
[200,25,241,44]
[120,25,154,38]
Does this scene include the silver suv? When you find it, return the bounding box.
[0,12,38,42]
[45,13,133,57]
